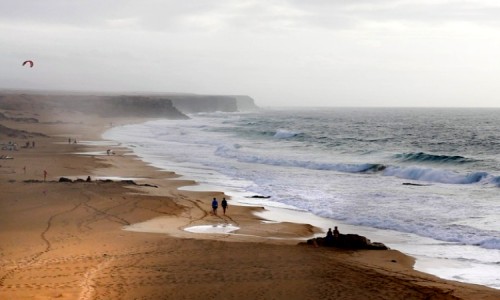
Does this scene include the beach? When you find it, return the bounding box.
[1,105,500,299]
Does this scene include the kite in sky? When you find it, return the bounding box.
[22,60,34,68]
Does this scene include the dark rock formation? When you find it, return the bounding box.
[307,234,389,250]
[58,177,73,182]
[402,182,429,186]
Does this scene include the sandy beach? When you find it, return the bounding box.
[1,103,500,299]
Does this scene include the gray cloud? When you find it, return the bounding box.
[1,0,500,107]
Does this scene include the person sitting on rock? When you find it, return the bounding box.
[325,228,334,246]
[333,226,340,238]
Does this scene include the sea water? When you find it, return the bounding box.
[103,107,500,289]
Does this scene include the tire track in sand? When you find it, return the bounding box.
[0,201,83,287]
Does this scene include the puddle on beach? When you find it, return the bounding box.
[184,224,240,234]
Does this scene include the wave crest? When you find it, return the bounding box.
[394,152,476,164]
[384,166,489,184]
[273,129,299,139]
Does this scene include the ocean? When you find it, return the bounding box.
[103,107,500,289]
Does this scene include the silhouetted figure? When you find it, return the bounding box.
[43,170,47,181]
[221,198,228,215]
[333,226,340,238]
[325,228,334,246]
[212,198,218,215]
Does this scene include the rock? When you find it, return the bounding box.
[121,180,137,185]
[307,233,389,250]
[58,177,73,183]
[402,182,428,186]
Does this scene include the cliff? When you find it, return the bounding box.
[0,93,189,120]
[0,91,260,118]
[165,94,259,114]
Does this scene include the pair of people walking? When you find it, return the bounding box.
[212,197,228,215]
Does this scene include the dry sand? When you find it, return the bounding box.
[1,106,499,300]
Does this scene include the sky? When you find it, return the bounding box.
[1,0,500,107]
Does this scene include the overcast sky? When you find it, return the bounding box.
[1,0,500,107]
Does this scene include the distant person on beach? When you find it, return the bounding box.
[212,198,218,215]
[43,170,47,181]
[32,141,35,148]
[333,226,340,238]
[68,138,71,144]
[325,228,334,246]
[221,197,228,215]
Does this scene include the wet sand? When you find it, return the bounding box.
[1,106,499,299]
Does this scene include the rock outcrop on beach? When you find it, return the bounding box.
[307,234,389,250]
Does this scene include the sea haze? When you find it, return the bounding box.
[103,107,500,289]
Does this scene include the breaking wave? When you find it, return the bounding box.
[214,145,497,186]
[273,129,299,139]
[394,152,476,164]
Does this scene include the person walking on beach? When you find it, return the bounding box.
[212,198,218,215]
[221,197,228,215]
[43,170,47,181]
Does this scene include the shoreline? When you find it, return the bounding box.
[103,119,500,290]
[1,109,500,299]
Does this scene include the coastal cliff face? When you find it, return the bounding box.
[166,94,259,113]
[0,92,260,119]
[0,93,188,119]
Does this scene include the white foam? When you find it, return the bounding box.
[103,113,500,290]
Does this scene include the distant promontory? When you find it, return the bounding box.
[0,91,260,120]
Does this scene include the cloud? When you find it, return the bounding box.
[2,0,500,107]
